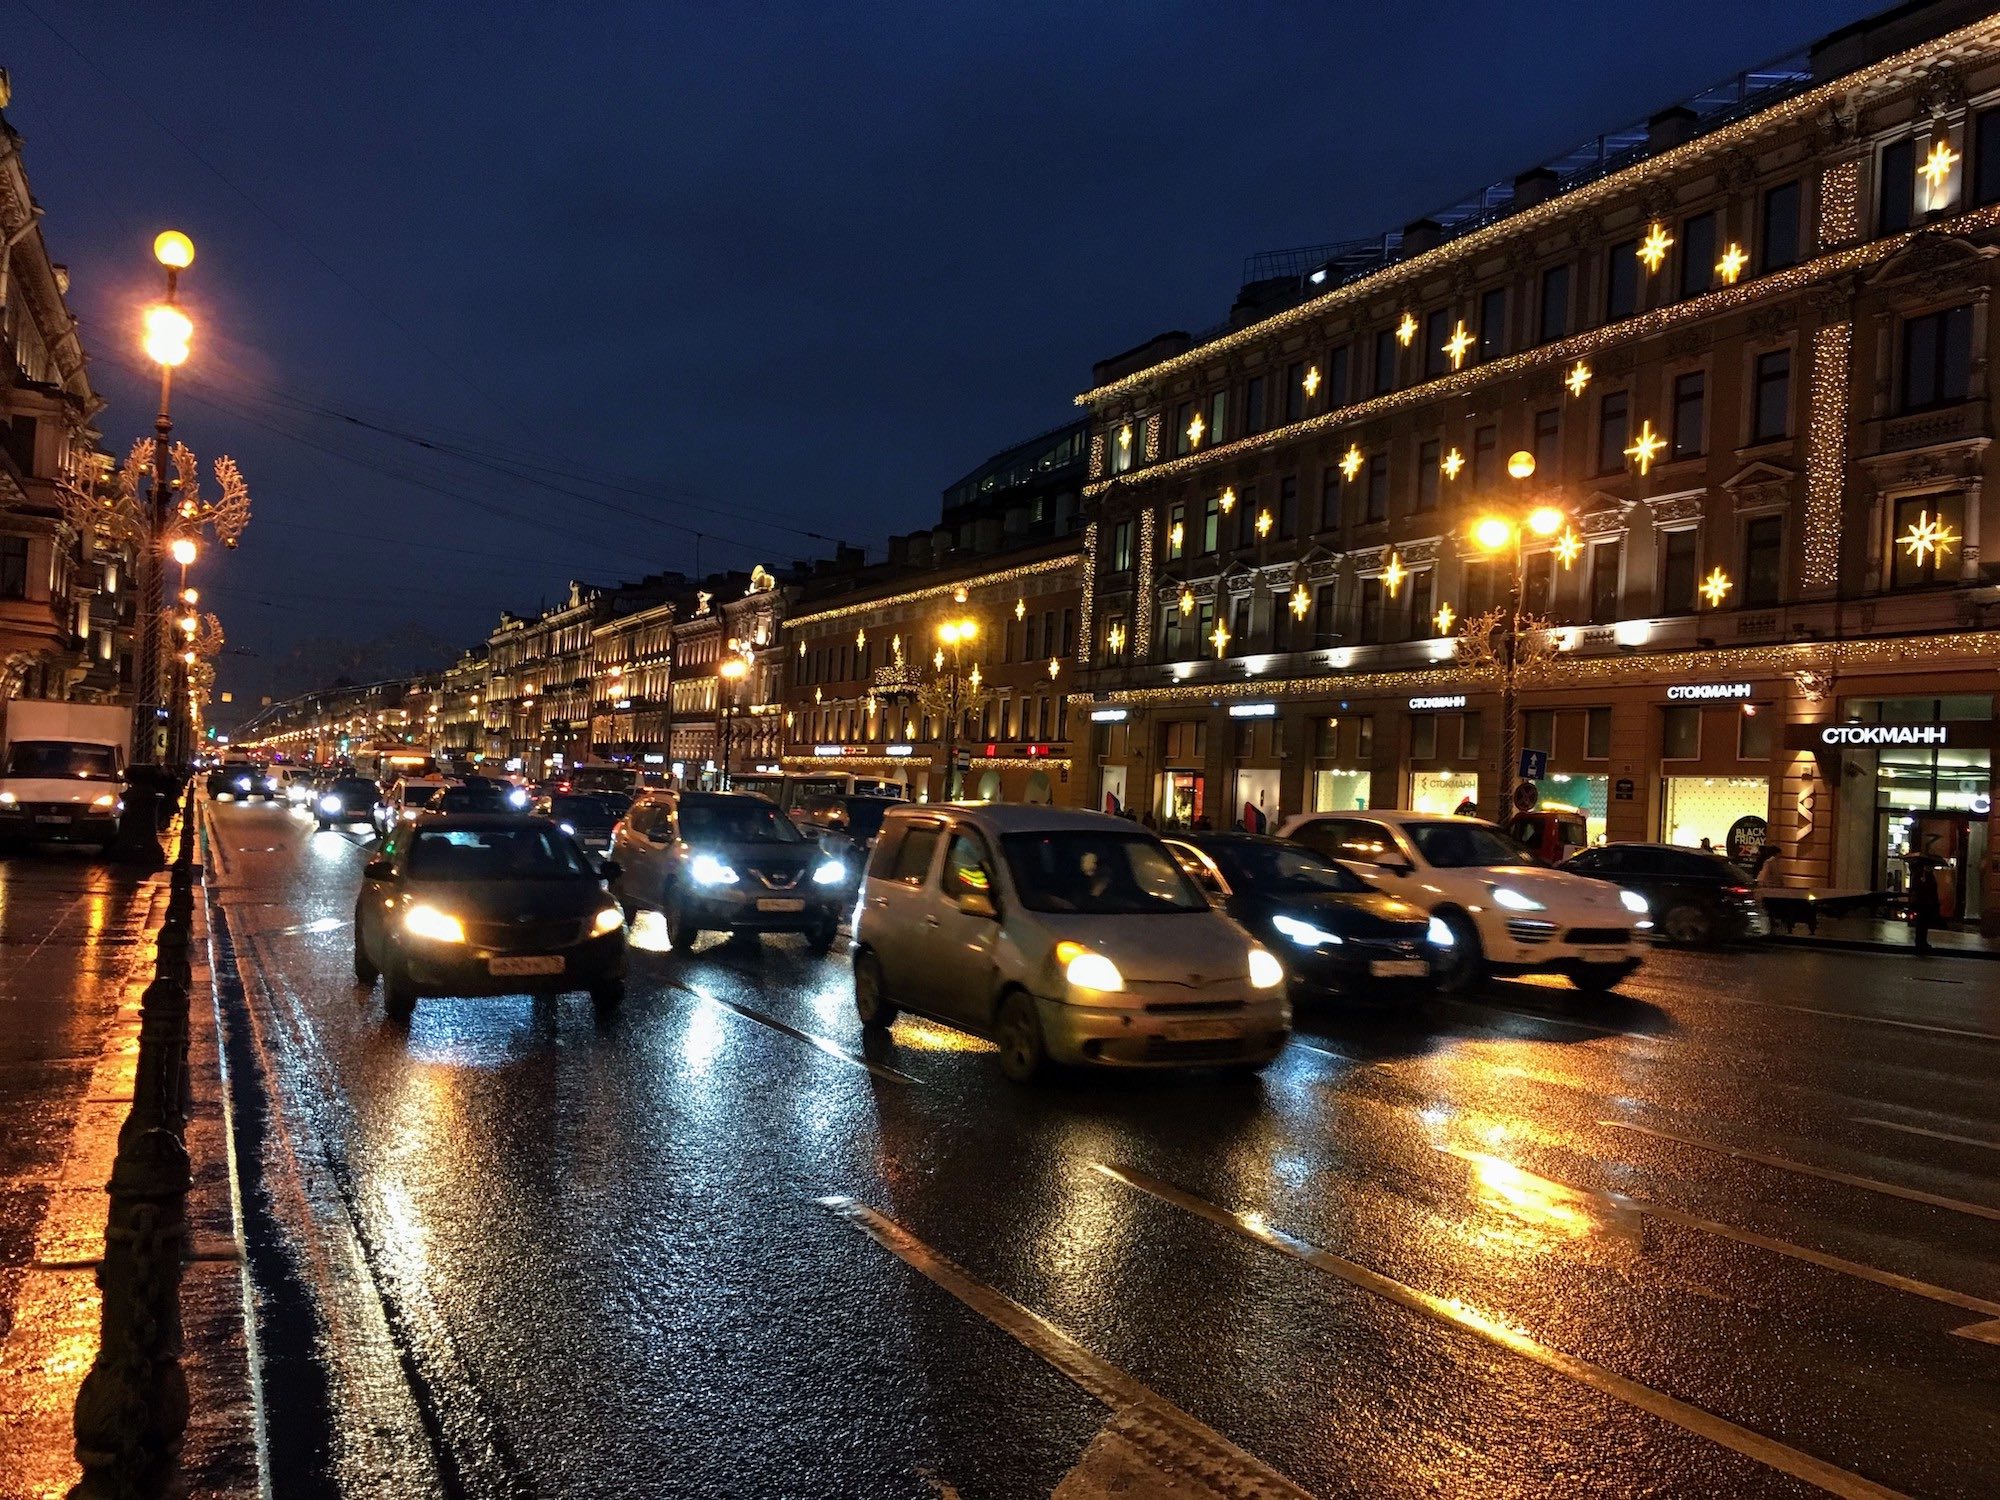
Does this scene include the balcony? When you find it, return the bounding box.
[1872,399,1987,455]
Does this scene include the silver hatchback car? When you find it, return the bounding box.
[852,804,1292,1081]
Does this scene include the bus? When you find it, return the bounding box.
[728,772,905,813]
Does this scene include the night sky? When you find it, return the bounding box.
[7,0,1879,713]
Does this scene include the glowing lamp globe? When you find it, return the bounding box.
[1527,506,1566,537]
[142,304,193,366]
[168,537,198,567]
[153,230,195,270]
[1471,516,1512,552]
[1507,450,1537,480]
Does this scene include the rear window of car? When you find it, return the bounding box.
[332,779,378,799]
[871,820,942,885]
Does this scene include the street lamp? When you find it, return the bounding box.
[717,655,747,791]
[936,616,977,800]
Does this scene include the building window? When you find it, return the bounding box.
[1357,715,1375,758]
[1977,107,2000,207]
[1202,495,1221,554]
[1325,345,1350,405]
[1751,349,1791,442]
[1312,584,1336,646]
[1423,308,1450,378]
[1532,407,1560,475]
[1283,362,1306,424]
[1523,710,1555,755]
[1538,264,1570,343]
[0,535,27,599]
[1670,371,1705,459]
[1237,486,1260,549]
[1760,180,1801,269]
[1230,595,1250,651]
[1277,475,1298,538]
[1662,705,1701,760]
[1890,492,1965,588]
[1460,711,1482,759]
[1373,329,1398,394]
[1417,439,1441,511]
[1604,240,1638,321]
[1659,528,1699,613]
[1109,423,1134,474]
[1472,424,1499,488]
[1166,503,1185,562]
[1320,468,1341,532]
[1110,520,1133,573]
[1523,551,1554,616]
[1410,713,1437,759]
[1407,568,1433,640]
[1358,577,1385,644]
[1739,708,1773,760]
[1900,305,1972,412]
[1588,539,1622,624]
[1678,211,1716,300]
[1585,707,1613,759]
[1173,402,1194,457]
[1462,558,1497,618]
[1595,391,1629,475]
[1478,286,1507,360]
[1879,137,1917,234]
[1363,454,1389,523]
[1743,515,1783,607]
[1234,381,1255,439]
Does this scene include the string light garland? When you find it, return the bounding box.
[1079,520,1098,661]
[1134,507,1157,656]
[786,555,1076,629]
[1699,567,1733,607]
[1624,420,1665,475]
[1802,322,1850,591]
[1637,221,1673,273]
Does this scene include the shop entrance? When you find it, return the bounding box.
[1879,812,1985,919]
[1159,769,1206,831]
[1099,764,1129,817]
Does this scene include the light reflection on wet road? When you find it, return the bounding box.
[205,801,2000,1498]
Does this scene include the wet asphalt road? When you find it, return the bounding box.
[198,799,2000,1499]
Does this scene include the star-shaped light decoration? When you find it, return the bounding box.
[1015,598,1026,621]
[1340,444,1363,481]
[1396,312,1417,346]
[1921,138,1959,201]
[1552,527,1584,569]
[1443,320,1475,370]
[933,648,944,671]
[1219,486,1236,513]
[1565,361,1592,398]
[1302,365,1321,398]
[968,665,982,691]
[1624,419,1665,475]
[1382,552,1407,597]
[1699,567,1733,608]
[1255,509,1273,538]
[1106,623,1125,655]
[1169,520,1184,551]
[1117,424,1132,451]
[1210,619,1231,657]
[1433,602,1456,635]
[1715,244,1748,285]
[1048,657,1062,679]
[1637,221,1673,274]
[1440,448,1465,480]
[815,686,824,704]
[1291,584,1311,618]
[798,638,807,658]
[1899,509,1960,568]
[1179,586,1196,617]
[1186,412,1206,448]
[855,627,867,650]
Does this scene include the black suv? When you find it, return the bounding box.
[1560,843,1767,946]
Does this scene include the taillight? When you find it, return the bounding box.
[1726,886,1752,897]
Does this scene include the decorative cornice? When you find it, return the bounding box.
[783,554,1079,630]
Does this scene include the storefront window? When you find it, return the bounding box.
[1661,776,1768,849]
[1410,770,1478,815]
[1311,768,1369,812]
[1160,770,1206,831]
[1544,772,1609,843]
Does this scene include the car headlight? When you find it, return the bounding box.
[812,858,846,886]
[559,821,576,836]
[1055,940,1123,992]
[319,795,342,814]
[1427,915,1456,947]
[402,904,465,943]
[507,788,531,809]
[91,793,117,809]
[690,852,737,886]
[592,905,625,936]
[234,777,251,791]
[0,792,15,805]
[265,777,280,790]
[1491,886,1545,912]
[1618,888,1649,915]
[1271,913,1342,948]
[1247,946,1286,989]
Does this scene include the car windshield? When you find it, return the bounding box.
[1212,842,1368,894]
[435,784,508,811]
[1001,831,1209,915]
[680,798,803,844]
[5,742,119,779]
[403,784,445,806]
[404,825,592,881]
[1405,821,1539,869]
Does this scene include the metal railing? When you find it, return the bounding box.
[69,782,200,1498]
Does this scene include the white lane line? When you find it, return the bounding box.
[1287,1039,1357,1065]
[1852,1117,2000,1154]
[819,1195,1317,1500]
[1090,1163,1908,1500]
[1598,1120,2000,1224]
[1725,1000,2000,1044]
[676,982,920,1085]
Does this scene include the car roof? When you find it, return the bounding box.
[1293,809,1488,826]
[884,802,1144,834]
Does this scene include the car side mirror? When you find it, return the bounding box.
[1373,853,1413,875]
[363,857,395,880]
[599,860,622,884]
[955,887,999,920]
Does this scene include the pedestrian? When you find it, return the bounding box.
[1754,846,1783,890]
[1908,846,1943,955]
[1453,796,1477,817]
[1699,837,1714,853]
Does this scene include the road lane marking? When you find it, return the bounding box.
[674,981,920,1084]
[1720,999,2000,1044]
[819,1195,1317,1500]
[1852,1117,2000,1154]
[1286,1040,1356,1065]
[1598,1120,2000,1224]
[1089,1163,1908,1500]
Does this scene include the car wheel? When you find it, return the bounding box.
[806,915,838,955]
[589,981,624,1012]
[384,972,416,1021]
[1661,903,1712,947]
[995,989,1048,1084]
[663,893,697,954]
[1433,909,1485,995]
[1572,966,1625,995]
[853,950,898,1029]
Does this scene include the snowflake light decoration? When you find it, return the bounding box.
[1899,509,1959,568]
[1624,420,1665,475]
[1637,221,1673,273]
[1340,445,1363,481]
[1441,448,1465,480]
[1699,567,1732,607]
[1565,361,1592,398]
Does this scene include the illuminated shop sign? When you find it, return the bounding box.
[1409,694,1467,710]
[641,753,666,765]
[1228,702,1278,719]
[885,744,914,757]
[1817,725,1947,747]
[1089,708,1130,723]
[1666,683,1753,701]
[1784,721,1998,751]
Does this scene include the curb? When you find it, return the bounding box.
[1765,933,2000,961]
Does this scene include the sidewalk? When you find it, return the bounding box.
[0,837,259,1499]
[1765,911,2000,960]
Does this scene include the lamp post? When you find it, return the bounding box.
[935,616,978,800]
[1467,451,1570,824]
[717,655,747,790]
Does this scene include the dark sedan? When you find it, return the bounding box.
[208,761,278,801]
[352,814,627,1020]
[1560,842,1766,946]
[541,792,630,856]
[314,776,384,831]
[1165,834,1436,999]
[432,778,533,816]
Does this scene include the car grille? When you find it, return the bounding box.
[1141,999,1246,1015]
[746,864,805,890]
[1564,927,1631,946]
[464,917,582,952]
[1139,1036,1253,1062]
[1506,918,1559,945]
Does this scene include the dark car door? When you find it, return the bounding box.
[358,823,410,968]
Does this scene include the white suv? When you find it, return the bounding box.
[1274,811,1646,994]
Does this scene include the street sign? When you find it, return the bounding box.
[1518,748,1548,780]
[1512,779,1539,812]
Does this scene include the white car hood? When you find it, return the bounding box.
[1470,864,1629,920]
[0,778,120,804]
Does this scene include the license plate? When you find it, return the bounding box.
[1580,950,1624,963]
[1165,1019,1239,1042]
[1370,959,1429,978]
[757,898,806,913]
[488,955,563,976]
[35,815,72,825]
